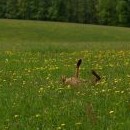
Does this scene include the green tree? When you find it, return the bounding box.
[86,0,98,23]
[128,0,130,25]
[0,0,7,18]
[65,0,76,22]
[116,0,129,26]
[28,0,39,20]
[48,0,58,21]
[0,0,130,26]
[5,0,18,18]
[56,0,67,21]
[76,0,86,23]
[37,0,51,20]
[17,0,28,19]
[97,0,118,25]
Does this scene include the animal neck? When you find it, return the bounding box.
[75,67,79,78]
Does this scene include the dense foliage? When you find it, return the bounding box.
[0,0,130,26]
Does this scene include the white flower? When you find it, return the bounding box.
[109,111,114,114]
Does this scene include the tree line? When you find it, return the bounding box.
[0,0,130,27]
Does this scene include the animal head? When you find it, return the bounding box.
[61,75,66,83]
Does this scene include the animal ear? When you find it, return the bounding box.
[91,70,101,81]
[77,59,82,68]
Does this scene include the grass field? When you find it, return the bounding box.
[0,19,130,130]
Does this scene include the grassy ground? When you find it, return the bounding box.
[0,19,130,130]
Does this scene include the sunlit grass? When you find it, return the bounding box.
[1,19,130,52]
[0,20,130,129]
[0,50,130,129]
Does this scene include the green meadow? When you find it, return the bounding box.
[0,19,130,130]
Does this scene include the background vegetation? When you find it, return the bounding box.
[1,19,130,52]
[0,0,130,27]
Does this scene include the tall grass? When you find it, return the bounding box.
[0,19,130,130]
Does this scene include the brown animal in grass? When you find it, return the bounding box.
[61,59,101,86]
